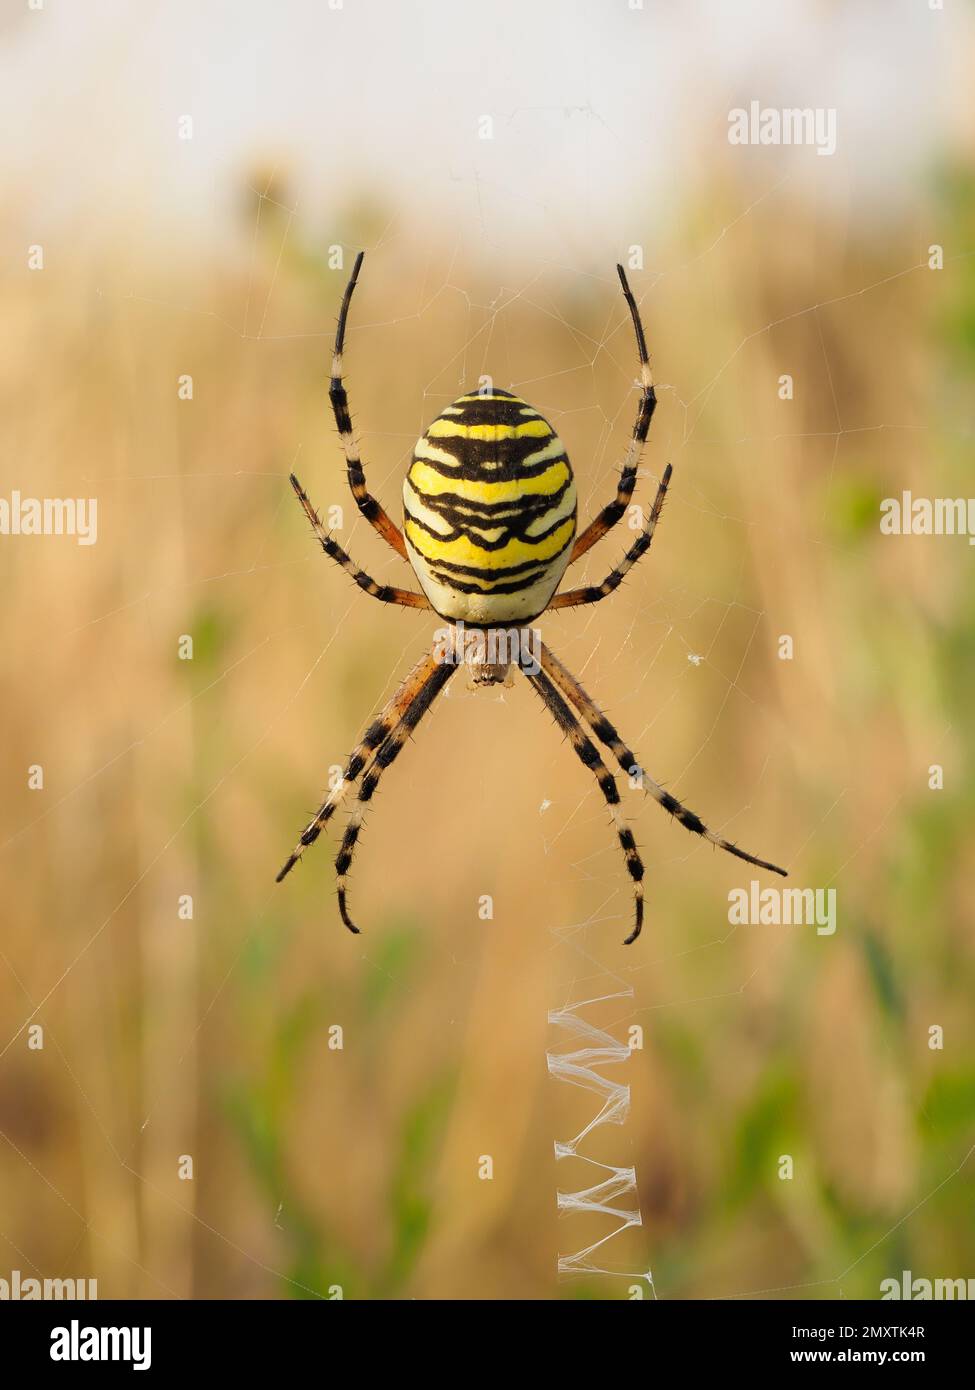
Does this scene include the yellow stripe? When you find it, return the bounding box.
[405,516,575,572]
[413,438,467,468]
[516,436,571,468]
[408,459,569,503]
[426,418,552,441]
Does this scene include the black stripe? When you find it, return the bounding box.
[405,506,574,552]
[409,476,573,520]
[427,427,555,456]
[415,552,553,581]
[633,388,657,442]
[416,499,566,534]
[417,427,563,469]
[445,392,537,429]
[406,502,572,545]
[410,452,568,484]
[424,569,553,597]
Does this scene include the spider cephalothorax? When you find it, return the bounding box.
[276,252,787,943]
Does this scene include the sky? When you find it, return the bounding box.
[2,0,969,263]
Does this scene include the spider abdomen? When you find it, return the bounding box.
[403,388,577,623]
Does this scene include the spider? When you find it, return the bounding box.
[276,253,787,943]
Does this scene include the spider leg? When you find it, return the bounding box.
[289,472,430,608]
[329,251,408,561]
[334,658,456,933]
[539,641,788,878]
[551,463,671,610]
[275,648,445,883]
[569,263,657,565]
[523,663,645,944]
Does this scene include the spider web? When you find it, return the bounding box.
[0,0,971,1304]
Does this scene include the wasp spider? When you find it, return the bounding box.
[276,253,787,943]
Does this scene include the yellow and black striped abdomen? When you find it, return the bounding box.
[403,389,576,623]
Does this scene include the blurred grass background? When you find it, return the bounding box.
[1,2,974,1302]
